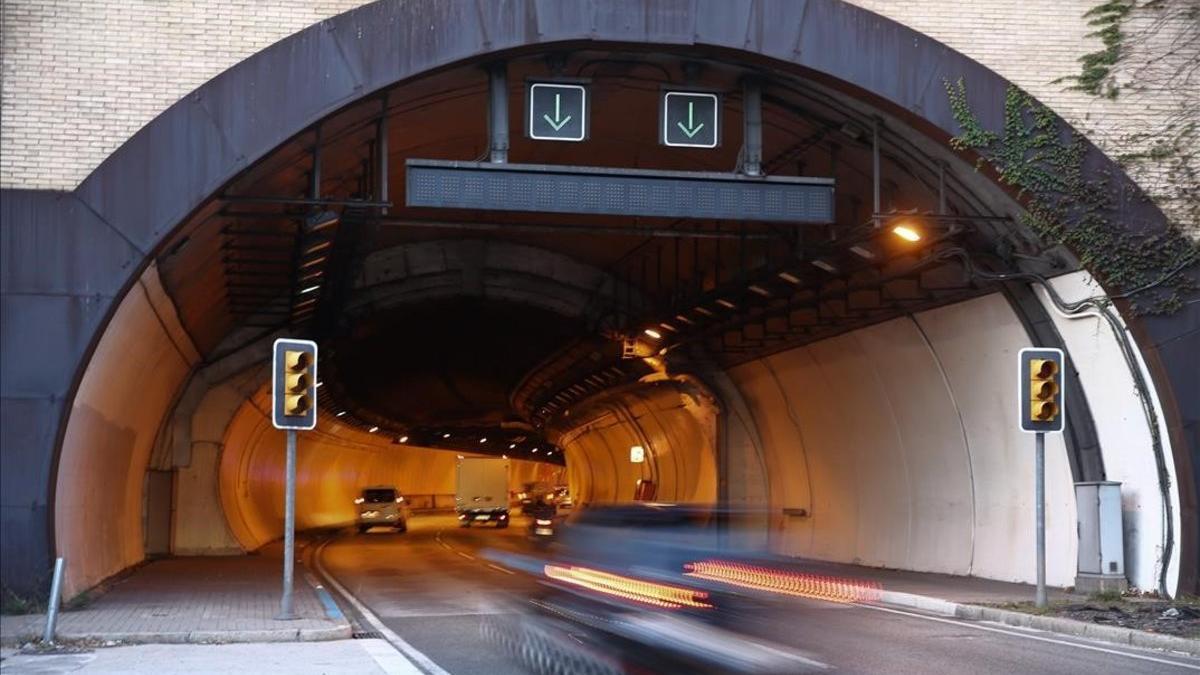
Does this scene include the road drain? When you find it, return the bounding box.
[352,631,384,640]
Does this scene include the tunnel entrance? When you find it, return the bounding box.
[36,0,1192,602]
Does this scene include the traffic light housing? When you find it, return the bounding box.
[273,338,318,430]
[1019,348,1065,433]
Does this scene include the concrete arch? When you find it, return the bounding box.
[1,0,1194,597]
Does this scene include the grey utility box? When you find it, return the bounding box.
[1075,481,1128,593]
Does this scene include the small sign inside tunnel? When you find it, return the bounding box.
[528,82,587,142]
[662,91,719,148]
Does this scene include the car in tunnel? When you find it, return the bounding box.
[355,486,411,533]
[483,503,826,673]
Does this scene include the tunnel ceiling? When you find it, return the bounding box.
[326,298,584,428]
[153,47,1073,450]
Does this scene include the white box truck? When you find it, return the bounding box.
[456,457,510,528]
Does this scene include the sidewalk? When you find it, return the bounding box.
[0,546,350,647]
[0,639,414,675]
[788,558,1199,656]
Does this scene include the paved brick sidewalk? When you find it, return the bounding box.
[0,547,349,646]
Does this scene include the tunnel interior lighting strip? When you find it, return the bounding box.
[683,560,881,604]
[544,564,712,609]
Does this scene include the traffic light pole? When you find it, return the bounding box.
[1035,431,1047,608]
[279,429,297,620]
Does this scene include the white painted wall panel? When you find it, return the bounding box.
[915,294,1076,586]
[1037,271,1181,592]
[856,318,975,575]
[729,293,1078,587]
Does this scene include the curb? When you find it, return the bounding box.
[877,592,1200,657]
[0,624,352,647]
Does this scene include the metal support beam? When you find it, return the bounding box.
[488,62,509,164]
[310,126,322,200]
[937,161,946,215]
[742,79,763,177]
[378,217,779,239]
[377,96,389,215]
[872,117,881,228]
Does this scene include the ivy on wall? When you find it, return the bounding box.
[1060,0,1134,98]
[945,79,1198,313]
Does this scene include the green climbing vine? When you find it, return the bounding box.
[1058,0,1134,98]
[945,79,1198,313]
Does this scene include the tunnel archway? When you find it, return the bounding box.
[31,0,1196,600]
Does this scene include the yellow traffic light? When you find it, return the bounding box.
[1029,358,1060,422]
[283,349,313,417]
[285,350,310,372]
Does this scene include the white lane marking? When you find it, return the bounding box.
[357,637,425,675]
[314,539,453,675]
[858,603,1200,671]
[456,551,476,560]
[487,563,516,575]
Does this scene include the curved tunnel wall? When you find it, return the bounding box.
[557,380,718,507]
[219,390,557,551]
[54,264,200,597]
[728,292,1079,586]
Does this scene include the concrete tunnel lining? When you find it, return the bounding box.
[13,0,1194,599]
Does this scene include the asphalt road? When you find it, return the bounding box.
[320,513,1200,675]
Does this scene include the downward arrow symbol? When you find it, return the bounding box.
[543,93,572,131]
[677,101,704,138]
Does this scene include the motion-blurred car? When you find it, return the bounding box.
[355,486,410,533]
[482,503,827,674]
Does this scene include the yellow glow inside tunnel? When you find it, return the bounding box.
[219,386,558,551]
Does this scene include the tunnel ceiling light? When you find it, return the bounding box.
[336,411,347,417]
[715,299,737,310]
[509,443,517,449]
[315,380,323,388]
[443,433,451,438]
[303,240,332,255]
[532,448,539,453]
[658,322,677,333]
[479,437,487,443]
[849,245,876,260]
[368,425,379,433]
[694,306,715,318]
[502,454,508,459]
[457,454,464,459]
[305,209,339,232]
[399,435,409,444]
[748,285,771,297]
[674,314,695,325]
[811,259,838,274]
[300,256,328,270]
[299,284,322,294]
[892,224,922,242]
[643,328,662,339]
[777,271,802,284]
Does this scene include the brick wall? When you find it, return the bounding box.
[1,1,1193,229]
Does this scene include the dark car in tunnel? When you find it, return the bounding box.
[483,503,827,674]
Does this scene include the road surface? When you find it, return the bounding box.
[319,513,1200,675]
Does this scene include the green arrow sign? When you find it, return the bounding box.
[528,83,587,142]
[543,94,572,131]
[663,91,718,148]
[677,101,704,138]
